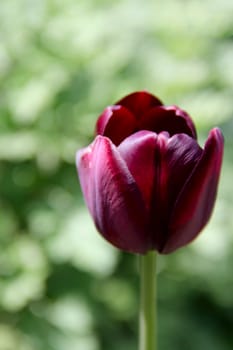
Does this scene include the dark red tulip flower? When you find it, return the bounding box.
[76,91,224,254]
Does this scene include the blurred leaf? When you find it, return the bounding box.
[0,0,232,349]
[47,208,119,277]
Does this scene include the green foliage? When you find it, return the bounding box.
[0,0,233,349]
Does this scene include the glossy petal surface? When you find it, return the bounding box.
[77,136,149,253]
[118,131,157,209]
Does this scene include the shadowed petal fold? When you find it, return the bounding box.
[76,135,149,253]
[163,128,224,253]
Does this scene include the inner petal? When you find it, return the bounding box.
[96,105,136,145]
[139,105,197,139]
[116,91,163,119]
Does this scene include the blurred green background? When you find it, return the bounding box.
[0,0,233,349]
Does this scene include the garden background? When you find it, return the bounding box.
[0,0,233,349]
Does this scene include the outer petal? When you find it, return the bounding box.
[159,133,203,213]
[163,128,224,254]
[118,130,157,209]
[76,135,149,253]
[95,105,136,145]
[151,133,203,251]
[139,105,197,139]
[115,91,162,119]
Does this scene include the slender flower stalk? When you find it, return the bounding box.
[139,251,157,350]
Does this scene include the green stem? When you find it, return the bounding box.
[139,251,157,350]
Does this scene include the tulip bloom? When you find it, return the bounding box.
[76,91,224,254]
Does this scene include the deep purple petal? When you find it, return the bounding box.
[95,105,136,145]
[147,133,202,251]
[118,131,157,209]
[76,135,149,253]
[162,133,203,210]
[115,91,163,119]
[139,105,197,139]
[163,128,224,254]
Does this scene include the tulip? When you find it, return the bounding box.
[76,91,224,254]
